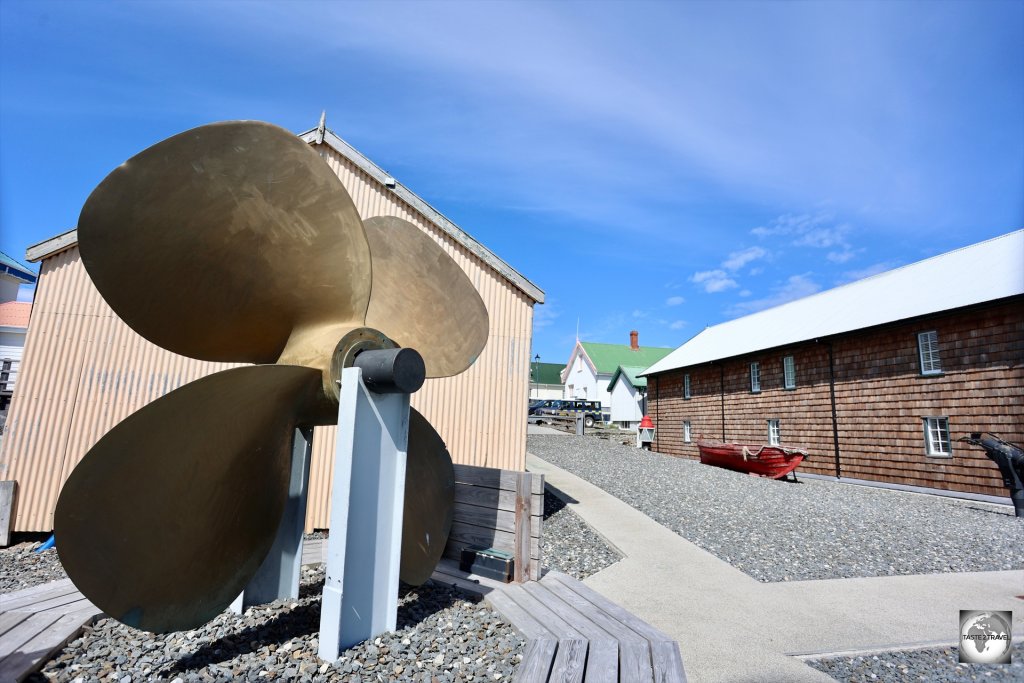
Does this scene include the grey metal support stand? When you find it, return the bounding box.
[318,348,426,661]
[230,427,314,613]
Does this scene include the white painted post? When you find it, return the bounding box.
[230,427,313,613]
[318,366,409,660]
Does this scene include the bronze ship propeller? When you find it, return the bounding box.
[54,121,489,633]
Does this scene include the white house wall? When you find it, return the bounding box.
[610,380,642,425]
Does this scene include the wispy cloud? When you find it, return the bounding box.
[726,274,821,316]
[722,246,768,271]
[665,295,685,306]
[534,301,559,329]
[691,269,738,293]
[669,320,686,330]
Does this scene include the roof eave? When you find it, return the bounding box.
[300,126,545,304]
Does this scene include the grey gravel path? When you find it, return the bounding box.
[528,434,1024,583]
[27,564,524,683]
[540,489,622,580]
[806,642,1024,682]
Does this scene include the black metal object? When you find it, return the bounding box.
[353,347,426,395]
[460,547,514,582]
[959,433,1024,517]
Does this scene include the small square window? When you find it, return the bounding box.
[923,417,951,456]
[683,420,692,443]
[683,373,691,399]
[918,331,941,375]
[750,362,761,393]
[767,419,780,446]
[783,355,796,389]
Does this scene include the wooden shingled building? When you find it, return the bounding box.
[643,230,1023,500]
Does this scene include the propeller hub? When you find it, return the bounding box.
[329,327,398,399]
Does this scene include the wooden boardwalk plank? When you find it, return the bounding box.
[486,589,554,640]
[0,581,78,612]
[20,593,93,614]
[504,585,587,683]
[523,582,618,683]
[0,612,30,639]
[0,603,100,683]
[0,611,64,659]
[540,574,653,682]
[516,636,558,683]
[544,572,685,682]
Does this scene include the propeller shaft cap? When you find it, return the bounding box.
[354,348,426,394]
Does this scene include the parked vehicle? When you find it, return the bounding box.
[528,399,603,428]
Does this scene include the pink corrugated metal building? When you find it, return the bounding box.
[0,118,544,535]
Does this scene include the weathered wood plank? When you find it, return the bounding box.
[452,501,541,538]
[0,604,99,683]
[447,521,541,560]
[454,483,543,516]
[453,464,544,494]
[516,636,557,683]
[514,473,532,583]
[21,594,94,614]
[545,572,684,682]
[0,581,78,612]
[0,611,63,659]
[504,585,586,683]
[486,589,553,640]
[540,574,653,682]
[523,582,618,683]
[0,612,30,639]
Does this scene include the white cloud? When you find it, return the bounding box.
[727,274,821,315]
[533,301,559,329]
[753,212,856,256]
[826,248,860,263]
[632,309,649,318]
[669,320,686,330]
[739,289,751,297]
[722,246,768,271]
[690,269,738,293]
[665,295,685,306]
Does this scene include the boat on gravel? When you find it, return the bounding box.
[696,440,808,480]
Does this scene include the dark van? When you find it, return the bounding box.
[528,399,603,428]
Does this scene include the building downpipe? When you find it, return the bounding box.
[826,340,842,478]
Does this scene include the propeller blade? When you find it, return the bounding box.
[78,121,371,365]
[55,365,323,633]
[363,216,488,377]
[400,408,455,585]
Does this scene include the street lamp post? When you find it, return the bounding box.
[532,354,540,399]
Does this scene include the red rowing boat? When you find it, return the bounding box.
[696,440,808,479]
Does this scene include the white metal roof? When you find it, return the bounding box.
[644,229,1024,376]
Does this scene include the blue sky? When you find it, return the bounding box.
[1,0,1021,367]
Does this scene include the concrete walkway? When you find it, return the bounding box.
[528,453,1024,683]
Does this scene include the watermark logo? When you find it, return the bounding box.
[959,610,1012,664]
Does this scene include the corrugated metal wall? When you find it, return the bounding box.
[0,143,534,533]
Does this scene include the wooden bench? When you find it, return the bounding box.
[487,571,687,683]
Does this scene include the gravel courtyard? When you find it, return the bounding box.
[528,434,1024,583]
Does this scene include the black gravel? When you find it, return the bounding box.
[806,643,1024,682]
[28,564,524,682]
[540,488,622,580]
[528,434,1024,582]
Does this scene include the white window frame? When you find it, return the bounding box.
[783,355,796,390]
[923,416,952,457]
[750,362,761,393]
[683,420,692,443]
[683,373,691,399]
[767,419,781,446]
[917,330,941,375]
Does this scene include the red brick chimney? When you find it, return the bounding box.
[630,330,639,350]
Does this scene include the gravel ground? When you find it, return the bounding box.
[528,434,1024,582]
[0,537,67,593]
[540,489,622,580]
[806,642,1024,682]
[28,564,524,682]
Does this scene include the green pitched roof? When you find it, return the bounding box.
[579,342,673,375]
[607,365,648,392]
[530,362,564,385]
